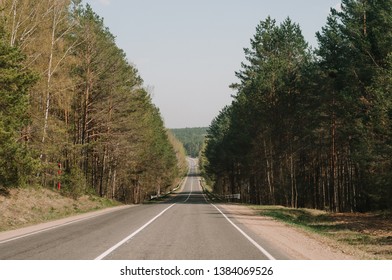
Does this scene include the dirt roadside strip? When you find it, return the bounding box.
[0,205,135,243]
[219,204,363,260]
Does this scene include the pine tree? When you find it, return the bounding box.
[0,29,37,188]
[316,0,392,211]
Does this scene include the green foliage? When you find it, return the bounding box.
[167,130,188,176]
[60,166,88,199]
[0,34,37,188]
[171,127,208,157]
[0,1,182,203]
[204,1,392,212]
[63,3,181,202]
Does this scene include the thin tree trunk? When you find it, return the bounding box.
[41,11,56,145]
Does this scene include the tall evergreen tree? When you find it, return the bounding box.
[316,0,392,211]
[204,1,392,212]
[0,28,37,188]
[204,17,311,206]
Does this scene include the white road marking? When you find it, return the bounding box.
[211,203,276,260]
[0,206,133,244]
[193,176,275,259]
[94,203,176,260]
[184,176,193,203]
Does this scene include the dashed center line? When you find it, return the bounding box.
[96,170,195,260]
[184,176,193,203]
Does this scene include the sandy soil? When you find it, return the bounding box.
[219,204,362,260]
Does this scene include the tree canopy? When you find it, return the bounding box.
[203,1,392,212]
[171,127,208,158]
[0,0,183,203]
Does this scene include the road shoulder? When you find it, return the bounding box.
[0,205,135,243]
[219,204,358,260]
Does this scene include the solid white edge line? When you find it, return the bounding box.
[94,203,176,260]
[0,206,133,245]
[211,204,276,260]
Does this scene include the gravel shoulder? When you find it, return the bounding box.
[219,204,362,260]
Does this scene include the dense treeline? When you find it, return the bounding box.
[171,127,207,157]
[202,0,392,212]
[0,0,185,203]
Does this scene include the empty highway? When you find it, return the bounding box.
[0,159,288,260]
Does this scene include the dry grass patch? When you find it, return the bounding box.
[251,205,392,259]
[0,187,120,232]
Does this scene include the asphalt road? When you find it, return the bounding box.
[0,159,289,260]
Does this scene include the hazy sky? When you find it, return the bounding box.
[83,0,341,128]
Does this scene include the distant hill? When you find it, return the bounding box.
[170,127,208,157]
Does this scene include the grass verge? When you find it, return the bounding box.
[251,205,392,259]
[0,187,121,232]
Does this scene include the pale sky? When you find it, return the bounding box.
[83,0,341,128]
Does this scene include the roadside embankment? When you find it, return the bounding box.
[0,187,121,232]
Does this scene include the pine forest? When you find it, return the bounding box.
[202,0,392,212]
[171,127,207,158]
[0,0,186,203]
[1,0,392,213]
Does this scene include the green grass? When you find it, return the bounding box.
[251,205,358,239]
[88,195,121,208]
[252,205,337,234]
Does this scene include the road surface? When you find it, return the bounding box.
[0,159,288,260]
